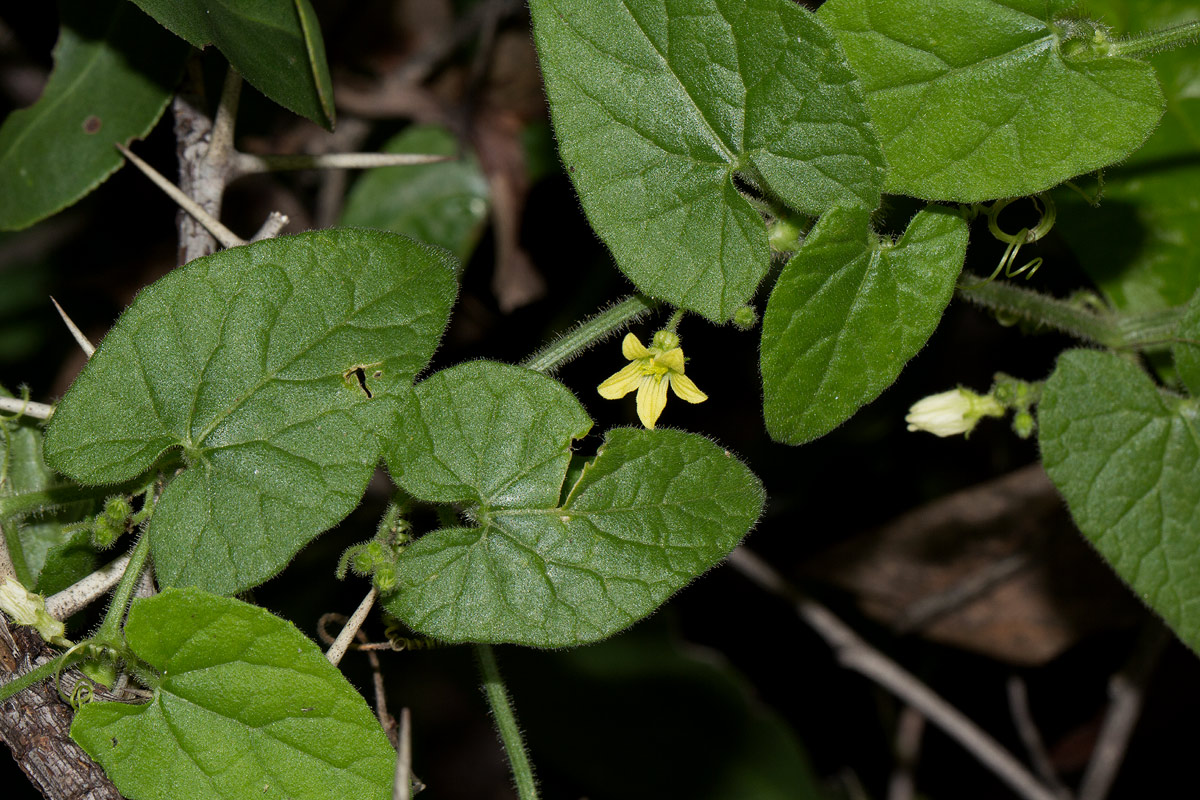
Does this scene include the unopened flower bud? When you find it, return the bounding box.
[905,388,1004,438]
[732,305,758,331]
[0,578,68,645]
[1012,410,1036,439]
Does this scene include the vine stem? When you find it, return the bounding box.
[521,295,657,374]
[957,276,1183,349]
[92,534,151,647]
[0,652,73,705]
[473,644,538,800]
[0,483,107,522]
[1112,20,1200,58]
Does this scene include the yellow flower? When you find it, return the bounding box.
[598,331,707,429]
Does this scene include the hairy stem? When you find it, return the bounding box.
[0,652,72,705]
[521,295,657,374]
[0,484,107,523]
[473,644,538,800]
[957,277,1184,349]
[1113,20,1200,58]
[93,534,152,647]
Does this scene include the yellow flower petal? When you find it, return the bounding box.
[636,374,669,429]
[622,332,650,360]
[669,372,708,404]
[655,347,686,373]
[598,361,644,399]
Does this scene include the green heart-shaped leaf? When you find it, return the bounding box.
[340,125,491,267]
[1055,0,1200,313]
[0,0,188,231]
[44,229,457,595]
[1,389,97,591]
[1039,349,1200,653]
[1173,289,1200,397]
[819,0,1165,202]
[761,204,968,445]
[382,361,764,647]
[71,588,396,800]
[529,0,885,322]
[129,0,335,128]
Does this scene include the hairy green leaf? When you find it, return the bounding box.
[44,230,457,595]
[71,588,396,800]
[129,0,335,128]
[1,389,97,591]
[761,204,968,445]
[340,125,490,267]
[1174,289,1200,396]
[1039,349,1200,654]
[819,0,1165,202]
[529,0,885,322]
[1055,0,1200,312]
[383,361,764,646]
[0,0,187,231]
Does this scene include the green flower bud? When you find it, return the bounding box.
[1012,410,1036,439]
[373,564,398,593]
[91,516,119,549]
[732,305,758,331]
[767,218,804,252]
[103,496,132,524]
[351,548,375,575]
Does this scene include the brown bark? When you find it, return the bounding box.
[0,617,123,800]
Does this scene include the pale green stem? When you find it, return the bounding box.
[93,533,152,647]
[2,521,32,585]
[474,643,539,800]
[663,309,685,333]
[0,651,74,704]
[957,277,1184,349]
[1112,20,1200,58]
[521,295,657,374]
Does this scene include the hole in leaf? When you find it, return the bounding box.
[343,366,373,398]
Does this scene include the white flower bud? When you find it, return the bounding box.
[0,578,68,645]
[906,388,1004,438]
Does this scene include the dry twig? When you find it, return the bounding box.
[886,706,925,800]
[1007,675,1071,798]
[1077,622,1170,800]
[727,546,1063,800]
